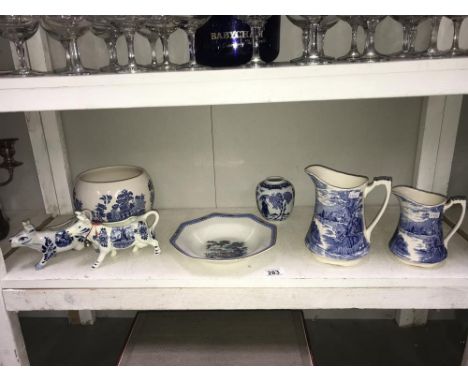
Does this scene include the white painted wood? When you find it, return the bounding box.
[4,286,468,311]
[1,58,468,112]
[68,310,96,325]
[395,309,430,327]
[432,95,464,195]
[3,207,468,291]
[0,248,29,365]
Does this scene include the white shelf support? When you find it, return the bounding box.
[0,250,29,365]
[396,95,464,329]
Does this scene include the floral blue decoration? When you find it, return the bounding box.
[41,237,57,261]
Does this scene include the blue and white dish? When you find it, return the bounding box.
[389,186,466,267]
[256,177,295,221]
[170,213,277,261]
[304,164,391,266]
[73,165,155,223]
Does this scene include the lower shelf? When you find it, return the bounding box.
[3,206,468,291]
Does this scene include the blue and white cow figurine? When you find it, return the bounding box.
[71,210,161,269]
[9,220,90,270]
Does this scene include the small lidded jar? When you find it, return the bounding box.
[256,176,295,221]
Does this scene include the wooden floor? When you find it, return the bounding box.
[19,311,468,366]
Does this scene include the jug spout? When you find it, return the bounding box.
[304,164,369,190]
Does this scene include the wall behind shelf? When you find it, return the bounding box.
[61,97,422,209]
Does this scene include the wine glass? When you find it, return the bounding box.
[144,16,179,71]
[447,16,467,57]
[41,16,96,75]
[318,16,339,63]
[107,16,148,73]
[237,15,271,67]
[357,16,388,62]
[0,16,43,76]
[287,16,324,65]
[87,16,122,73]
[337,16,364,62]
[391,16,424,60]
[421,16,444,58]
[138,25,160,70]
[172,16,210,70]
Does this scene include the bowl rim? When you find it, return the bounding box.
[170,212,277,261]
[75,165,146,185]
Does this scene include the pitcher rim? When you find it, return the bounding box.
[392,185,447,207]
[304,164,369,190]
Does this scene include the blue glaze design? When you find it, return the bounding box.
[110,226,135,249]
[138,222,148,240]
[55,230,74,248]
[41,237,57,261]
[170,213,277,260]
[148,179,155,206]
[73,189,83,211]
[305,177,369,261]
[256,178,295,221]
[90,189,147,223]
[205,240,248,259]
[95,228,108,248]
[389,192,447,265]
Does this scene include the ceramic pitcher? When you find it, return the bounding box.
[389,186,466,267]
[305,165,392,265]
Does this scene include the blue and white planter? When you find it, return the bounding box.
[389,186,466,267]
[304,165,391,266]
[73,165,155,223]
[256,177,295,221]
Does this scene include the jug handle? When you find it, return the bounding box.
[443,196,466,247]
[363,176,392,242]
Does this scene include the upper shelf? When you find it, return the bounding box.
[1,58,468,112]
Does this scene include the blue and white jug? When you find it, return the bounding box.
[389,186,466,267]
[305,165,392,266]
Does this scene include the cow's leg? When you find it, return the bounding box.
[92,248,111,269]
[110,249,117,257]
[35,251,55,270]
[148,238,161,255]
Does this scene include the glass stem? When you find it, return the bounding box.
[105,38,119,66]
[302,28,310,57]
[401,25,410,52]
[428,17,441,51]
[365,21,376,53]
[125,31,137,67]
[149,37,158,66]
[407,23,418,54]
[350,23,359,52]
[68,37,84,73]
[187,29,197,66]
[308,23,319,56]
[318,27,326,56]
[14,40,30,73]
[161,34,170,65]
[250,25,262,63]
[452,19,462,51]
[61,40,72,71]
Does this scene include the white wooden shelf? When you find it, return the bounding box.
[3,206,468,311]
[1,58,468,112]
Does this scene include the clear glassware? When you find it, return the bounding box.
[0,16,43,76]
[287,15,324,65]
[106,16,148,73]
[357,16,388,62]
[41,16,96,75]
[447,16,467,57]
[317,16,339,63]
[421,16,444,58]
[337,16,364,62]
[236,15,271,67]
[138,25,160,70]
[144,16,179,71]
[88,16,122,73]
[391,16,424,60]
[172,16,210,70]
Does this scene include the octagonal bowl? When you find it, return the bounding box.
[170,213,277,261]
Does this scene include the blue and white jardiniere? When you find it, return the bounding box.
[389,186,466,267]
[256,177,295,221]
[304,165,392,266]
[73,165,155,223]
